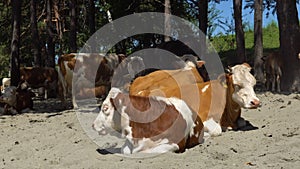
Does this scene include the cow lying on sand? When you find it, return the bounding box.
[130,63,261,136]
[0,86,35,115]
[20,67,58,99]
[93,87,204,154]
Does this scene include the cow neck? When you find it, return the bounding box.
[221,74,241,129]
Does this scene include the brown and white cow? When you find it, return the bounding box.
[130,63,261,136]
[93,87,204,154]
[0,86,35,115]
[262,51,282,92]
[57,53,126,107]
[20,67,58,99]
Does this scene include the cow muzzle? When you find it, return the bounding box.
[250,99,261,108]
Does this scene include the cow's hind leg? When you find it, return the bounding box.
[140,143,179,154]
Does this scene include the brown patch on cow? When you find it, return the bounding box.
[14,89,35,113]
[58,54,76,76]
[95,57,114,86]
[185,115,204,149]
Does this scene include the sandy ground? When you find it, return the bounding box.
[0,92,300,169]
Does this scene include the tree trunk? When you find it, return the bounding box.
[46,0,55,67]
[30,0,42,67]
[88,0,95,35]
[10,0,21,86]
[198,0,208,36]
[53,0,63,40]
[69,0,77,53]
[253,0,264,83]
[233,0,246,64]
[276,0,300,92]
[164,0,171,42]
[198,0,208,55]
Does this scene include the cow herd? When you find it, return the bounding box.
[0,52,264,154]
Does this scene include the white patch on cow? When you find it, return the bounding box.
[137,91,144,95]
[166,97,196,138]
[131,138,179,154]
[2,78,11,93]
[122,145,131,154]
[121,139,133,154]
[108,87,122,99]
[153,96,173,105]
[201,84,210,93]
[120,106,132,138]
[203,118,222,137]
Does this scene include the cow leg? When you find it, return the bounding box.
[140,143,179,154]
[72,95,78,109]
[203,118,222,137]
[266,73,271,91]
[44,88,48,100]
[132,138,179,154]
[271,73,276,92]
[276,74,281,92]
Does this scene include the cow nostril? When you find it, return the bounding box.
[92,124,95,129]
[251,100,260,107]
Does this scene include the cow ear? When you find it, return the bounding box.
[225,66,232,74]
[196,61,205,68]
[261,55,267,62]
[242,62,251,68]
[118,54,126,63]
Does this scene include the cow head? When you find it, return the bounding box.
[226,63,260,109]
[0,86,17,107]
[93,87,122,135]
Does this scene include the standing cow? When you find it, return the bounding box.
[262,51,282,92]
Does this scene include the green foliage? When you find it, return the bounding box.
[211,21,280,65]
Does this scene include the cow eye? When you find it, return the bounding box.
[234,84,242,90]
